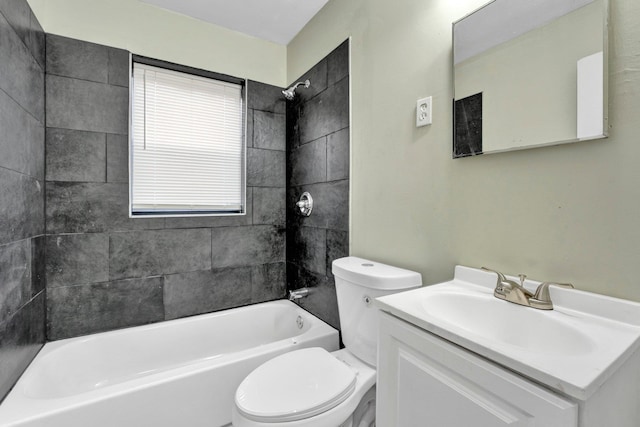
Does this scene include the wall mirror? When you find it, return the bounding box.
[452,0,608,158]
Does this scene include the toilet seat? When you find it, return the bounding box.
[235,348,357,423]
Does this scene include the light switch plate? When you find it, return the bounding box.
[416,96,432,127]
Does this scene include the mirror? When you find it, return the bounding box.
[453,0,608,158]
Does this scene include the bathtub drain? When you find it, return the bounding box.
[296,315,304,329]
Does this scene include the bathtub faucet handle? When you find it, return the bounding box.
[288,288,310,302]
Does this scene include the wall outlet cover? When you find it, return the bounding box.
[416,96,432,127]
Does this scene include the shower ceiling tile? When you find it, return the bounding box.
[140,0,329,45]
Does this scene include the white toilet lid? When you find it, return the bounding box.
[235,347,357,422]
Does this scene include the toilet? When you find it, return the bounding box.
[232,256,422,427]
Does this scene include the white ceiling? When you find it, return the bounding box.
[141,0,329,45]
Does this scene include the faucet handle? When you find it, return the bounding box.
[529,282,574,310]
[518,274,527,288]
[533,282,574,302]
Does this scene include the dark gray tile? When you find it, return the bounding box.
[253,187,285,227]
[290,226,326,275]
[247,148,285,187]
[289,137,327,186]
[0,88,44,179]
[286,263,339,329]
[108,47,130,87]
[0,0,30,48]
[290,59,328,102]
[30,235,45,296]
[251,262,286,302]
[164,188,253,228]
[328,40,349,86]
[298,275,339,330]
[45,233,109,288]
[211,225,285,268]
[0,238,41,326]
[246,108,254,148]
[46,34,108,83]
[0,168,44,245]
[28,9,44,69]
[106,133,128,183]
[29,179,45,238]
[109,229,212,280]
[0,11,44,121]
[326,229,349,278]
[286,97,301,149]
[46,182,164,234]
[253,111,285,151]
[0,239,31,324]
[46,74,129,134]
[327,128,349,181]
[164,267,252,320]
[45,128,106,182]
[286,262,304,291]
[163,213,252,229]
[0,292,45,401]
[454,92,483,158]
[285,188,303,231]
[30,114,44,180]
[299,77,349,144]
[47,277,164,340]
[247,80,286,114]
[294,180,349,231]
[29,290,46,346]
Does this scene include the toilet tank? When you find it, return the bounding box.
[332,257,421,366]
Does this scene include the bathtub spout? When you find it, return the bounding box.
[288,288,310,302]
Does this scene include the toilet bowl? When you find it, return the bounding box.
[232,257,421,427]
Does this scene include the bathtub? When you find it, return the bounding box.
[0,300,338,427]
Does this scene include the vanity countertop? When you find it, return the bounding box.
[375,265,640,400]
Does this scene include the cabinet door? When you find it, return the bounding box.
[377,313,577,427]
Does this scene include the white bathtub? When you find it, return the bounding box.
[0,300,338,427]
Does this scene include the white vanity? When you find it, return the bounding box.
[375,266,640,427]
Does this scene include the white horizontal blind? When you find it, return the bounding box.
[131,63,245,215]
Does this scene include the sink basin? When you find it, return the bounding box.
[420,291,595,356]
[376,265,640,400]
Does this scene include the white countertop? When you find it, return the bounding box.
[376,265,640,400]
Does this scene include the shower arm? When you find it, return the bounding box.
[282,79,311,100]
[290,80,310,91]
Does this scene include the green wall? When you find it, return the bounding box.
[288,0,640,302]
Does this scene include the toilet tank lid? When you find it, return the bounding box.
[332,257,422,290]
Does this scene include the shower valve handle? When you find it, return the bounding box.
[296,192,313,217]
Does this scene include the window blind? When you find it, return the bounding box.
[131,62,245,215]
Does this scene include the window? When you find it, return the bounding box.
[130,58,245,216]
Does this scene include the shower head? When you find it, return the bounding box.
[282,79,310,100]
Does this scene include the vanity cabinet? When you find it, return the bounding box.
[376,312,577,427]
[376,266,640,427]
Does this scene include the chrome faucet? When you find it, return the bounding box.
[481,267,534,307]
[288,288,310,302]
[481,267,574,310]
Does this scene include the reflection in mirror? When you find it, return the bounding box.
[453,0,608,158]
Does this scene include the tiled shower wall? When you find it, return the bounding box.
[45,35,287,340]
[286,41,350,329]
[0,6,349,399]
[0,0,46,400]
